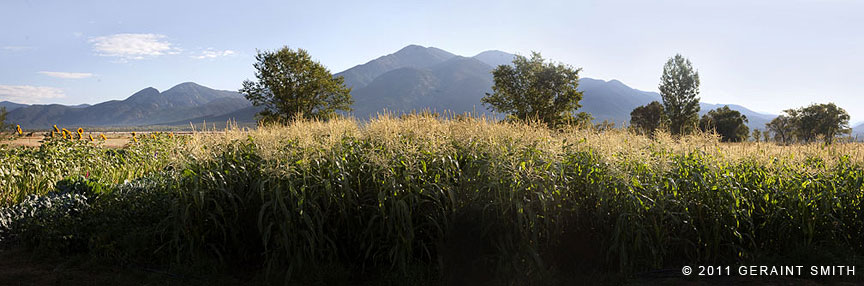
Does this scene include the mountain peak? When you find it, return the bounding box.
[474,50,510,57]
[137,87,159,93]
[396,44,427,52]
[335,45,455,89]
[8,83,248,128]
[165,82,210,94]
[473,50,515,68]
[126,87,160,101]
[173,82,203,88]
[607,79,626,86]
[391,45,454,59]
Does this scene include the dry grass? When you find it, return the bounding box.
[182,115,864,178]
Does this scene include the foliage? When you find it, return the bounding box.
[2,116,864,284]
[629,101,665,136]
[766,115,794,145]
[659,54,701,136]
[0,191,92,253]
[0,175,174,262]
[0,133,181,206]
[698,105,750,142]
[785,103,851,143]
[482,52,587,127]
[240,46,353,123]
[0,107,10,133]
[752,129,762,142]
[765,103,852,144]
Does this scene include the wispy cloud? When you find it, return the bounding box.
[89,33,180,61]
[38,71,94,79]
[194,49,237,59]
[0,85,65,104]
[1,46,33,52]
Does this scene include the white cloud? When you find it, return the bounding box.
[38,71,94,79]
[0,85,65,104]
[1,46,33,51]
[89,33,179,61]
[194,49,237,59]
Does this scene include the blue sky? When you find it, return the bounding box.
[1,0,862,124]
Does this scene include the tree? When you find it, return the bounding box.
[698,105,749,142]
[595,120,615,131]
[482,52,588,127]
[629,101,665,136]
[784,103,850,143]
[659,54,701,135]
[752,129,762,142]
[240,46,352,123]
[766,115,794,145]
[0,107,10,133]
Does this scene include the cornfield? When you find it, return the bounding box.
[1,115,862,284]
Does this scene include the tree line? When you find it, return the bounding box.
[238,46,853,144]
[4,46,850,144]
[626,53,851,144]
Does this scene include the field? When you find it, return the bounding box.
[1,115,863,285]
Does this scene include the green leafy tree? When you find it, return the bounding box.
[482,52,588,127]
[240,46,353,123]
[752,129,762,142]
[659,54,701,135]
[629,101,665,136]
[784,103,850,143]
[766,115,794,145]
[0,107,10,133]
[595,119,615,131]
[699,105,749,142]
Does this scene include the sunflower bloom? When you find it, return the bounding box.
[53,125,60,133]
[17,125,22,135]
[100,134,107,141]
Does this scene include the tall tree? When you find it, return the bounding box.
[482,52,588,127]
[240,46,353,123]
[766,115,794,145]
[659,54,701,135]
[785,103,850,143]
[698,105,749,142]
[629,101,665,136]
[0,107,10,133]
[752,129,762,142]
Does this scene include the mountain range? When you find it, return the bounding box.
[6,83,250,128]
[854,124,864,138]
[3,44,840,134]
[337,45,776,130]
